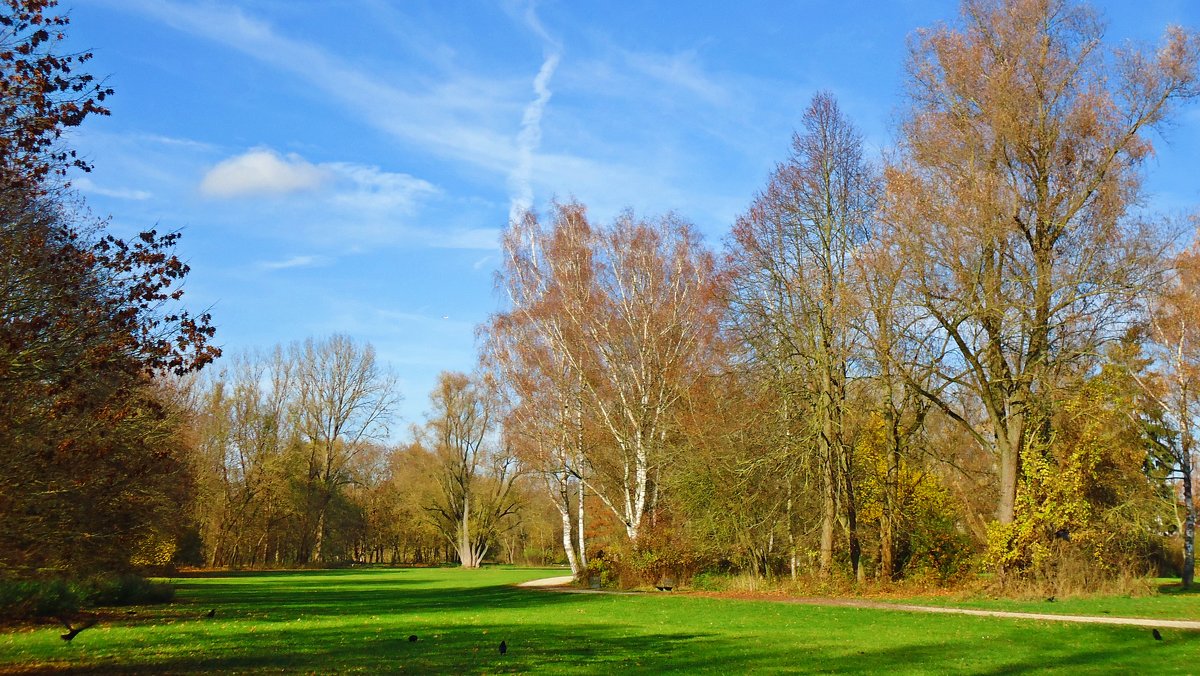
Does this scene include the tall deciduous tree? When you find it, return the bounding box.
[488,209,594,573]
[493,203,721,545]
[0,0,219,577]
[424,371,521,568]
[294,335,398,563]
[886,0,1199,527]
[727,92,877,579]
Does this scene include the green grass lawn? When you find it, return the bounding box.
[1,567,1196,673]
[884,581,1200,621]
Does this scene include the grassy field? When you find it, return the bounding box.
[1,567,1197,674]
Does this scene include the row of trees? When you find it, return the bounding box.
[186,341,554,569]
[483,0,1200,588]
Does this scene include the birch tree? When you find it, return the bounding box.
[494,203,720,544]
[488,210,593,573]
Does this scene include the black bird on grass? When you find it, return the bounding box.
[499,640,507,655]
[1153,629,1163,641]
[408,635,418,642]
[58,617,98,642]
[205,609,216,619]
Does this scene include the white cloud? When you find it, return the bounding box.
[201,148,330,198]
[199,148,438,213]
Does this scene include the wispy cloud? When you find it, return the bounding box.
[73,176,153,201]
[621,48,729,106]
[427,227,500,250]
[508,52,560,224]
[201,148,330,198]
[327,162,439,212]
[258,254,331,271]
[114,0,752,238]
[121,0,522,175]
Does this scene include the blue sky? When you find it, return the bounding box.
[64,0,1200,428]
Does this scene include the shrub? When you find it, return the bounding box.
[0,574,174,620]
[0,579,80,619]
[81,574,174,606]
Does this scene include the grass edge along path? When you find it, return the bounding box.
[524,576,1200,630]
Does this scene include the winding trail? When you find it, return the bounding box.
[516,576,1200,630]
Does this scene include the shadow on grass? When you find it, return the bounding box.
[13,621,1198,675]
[1157,582,1200,596]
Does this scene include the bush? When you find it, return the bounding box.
[81,573,174,606]
[0,579,80,619]
[0,574,174,620]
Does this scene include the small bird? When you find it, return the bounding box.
[58,617,98,642]
[408,635,418,642]
[499,640,507,655]
[205,609,216,619]
[1153,629,1163,641]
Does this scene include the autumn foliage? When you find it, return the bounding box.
[0,0,218,580]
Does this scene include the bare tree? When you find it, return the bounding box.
[727,92,877,579]
[294,334,399,563]
[886,0,1199,525]
[424,371,522,568]
[191,349,297,567]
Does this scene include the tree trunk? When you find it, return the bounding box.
[1183,454,1195,589]
[577,479,587,570]
[786,481,797,581]
[313,508,326,564]
[996,406,1024,525]
[458,492,479,568]
[555,479,580,575]
[820,458,835,579]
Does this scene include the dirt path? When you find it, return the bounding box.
[517,576,1200,630]
[516,575,575,587]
